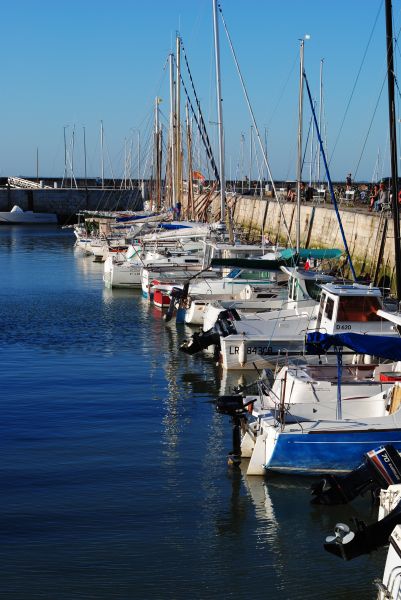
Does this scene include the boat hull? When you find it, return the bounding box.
[265,426,401,475]
[0,211,57,224]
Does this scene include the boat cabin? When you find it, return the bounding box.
[315,283,396,336]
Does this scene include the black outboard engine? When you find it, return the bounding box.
[215,394,255,467]
[164,286,186,323]
[324,499,401,560]
[180,329,221,355]
[179,309,240,356]
[311,445,401,505]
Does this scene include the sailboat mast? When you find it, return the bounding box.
[169,53,177,207]
[212,0,225,223]
[317,59,324,184]
[154,96,162,211]
[100,120,104,190]
[175,36,182,206]
[296,39,305,254]
[385,0,401,301]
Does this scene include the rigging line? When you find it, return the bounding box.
[354,15,401,179]
[176,65,220,183]
[178,42,220,181]
[302,113,313,173]
[267,57,297,130]
[304,70,357,281]
[179,40,214,147]
[328,0,384,167]
[217,2,293,250]
[353,71,387,179]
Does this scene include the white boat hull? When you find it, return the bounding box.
[0,210,57,224]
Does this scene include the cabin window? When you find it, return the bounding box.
[236,270,272,280]
[324,297,335,319]
[304,280,321,301]
[337,296,383,322]
[316,295,325,330]
[227,268,241,279]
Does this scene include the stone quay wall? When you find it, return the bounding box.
[0,188,143,222]
[209,193,395,288]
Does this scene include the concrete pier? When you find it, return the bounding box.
[0,187,143,222]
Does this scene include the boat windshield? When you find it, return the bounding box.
[336,296,383,322]
[304,279,323,301]
[226,269,272,280]
[227,268,241,279]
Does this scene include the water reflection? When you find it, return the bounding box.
[239,468,385,598]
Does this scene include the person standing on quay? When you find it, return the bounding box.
[346,173,352,190]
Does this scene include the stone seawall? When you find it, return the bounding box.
[0,188,142,221]
[210,193,395,288]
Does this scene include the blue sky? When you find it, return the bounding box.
[0,0,400,182]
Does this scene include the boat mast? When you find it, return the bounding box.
[212,0,225,223]
[317,59,324,184]
[83,126,88,189]
[100,120,104,190]
[154,96,162,211]
[186,103,194,220]
[175,35,182,207]
[249,125,253,192]
[169,52,177,208]
[296,38,306,254]
[385,0,401,302]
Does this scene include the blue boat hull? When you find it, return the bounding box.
[266,429,401,475]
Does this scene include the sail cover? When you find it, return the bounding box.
[306,332,401,360]
[279,248,343,260]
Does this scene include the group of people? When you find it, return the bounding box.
[286,182,314,203]
[346,173,391,212]
[369,182,389,212]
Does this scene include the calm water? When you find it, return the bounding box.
[0,226,386,599]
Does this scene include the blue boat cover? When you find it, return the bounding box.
[306,331,401,360]
[157,223,192,230]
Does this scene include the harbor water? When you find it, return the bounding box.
[0,226,387,599]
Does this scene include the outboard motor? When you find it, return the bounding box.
[324,499,401,560]
[215,394,255,467]
[311,445,401,505]
[215,309,240,337]
[164,286,186,323]
[179,309,240,356]
[180,329,221,355]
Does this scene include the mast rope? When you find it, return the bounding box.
[217,2,294,250]
[304,70,357,281]
[178,41,220,182]
[328,0,384,167]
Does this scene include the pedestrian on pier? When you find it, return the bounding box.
[373,182,388,212]
[346,173,352,190]
[369,184,379,212]
[286,183,296,202]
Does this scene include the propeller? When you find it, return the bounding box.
[325,523,355,545]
